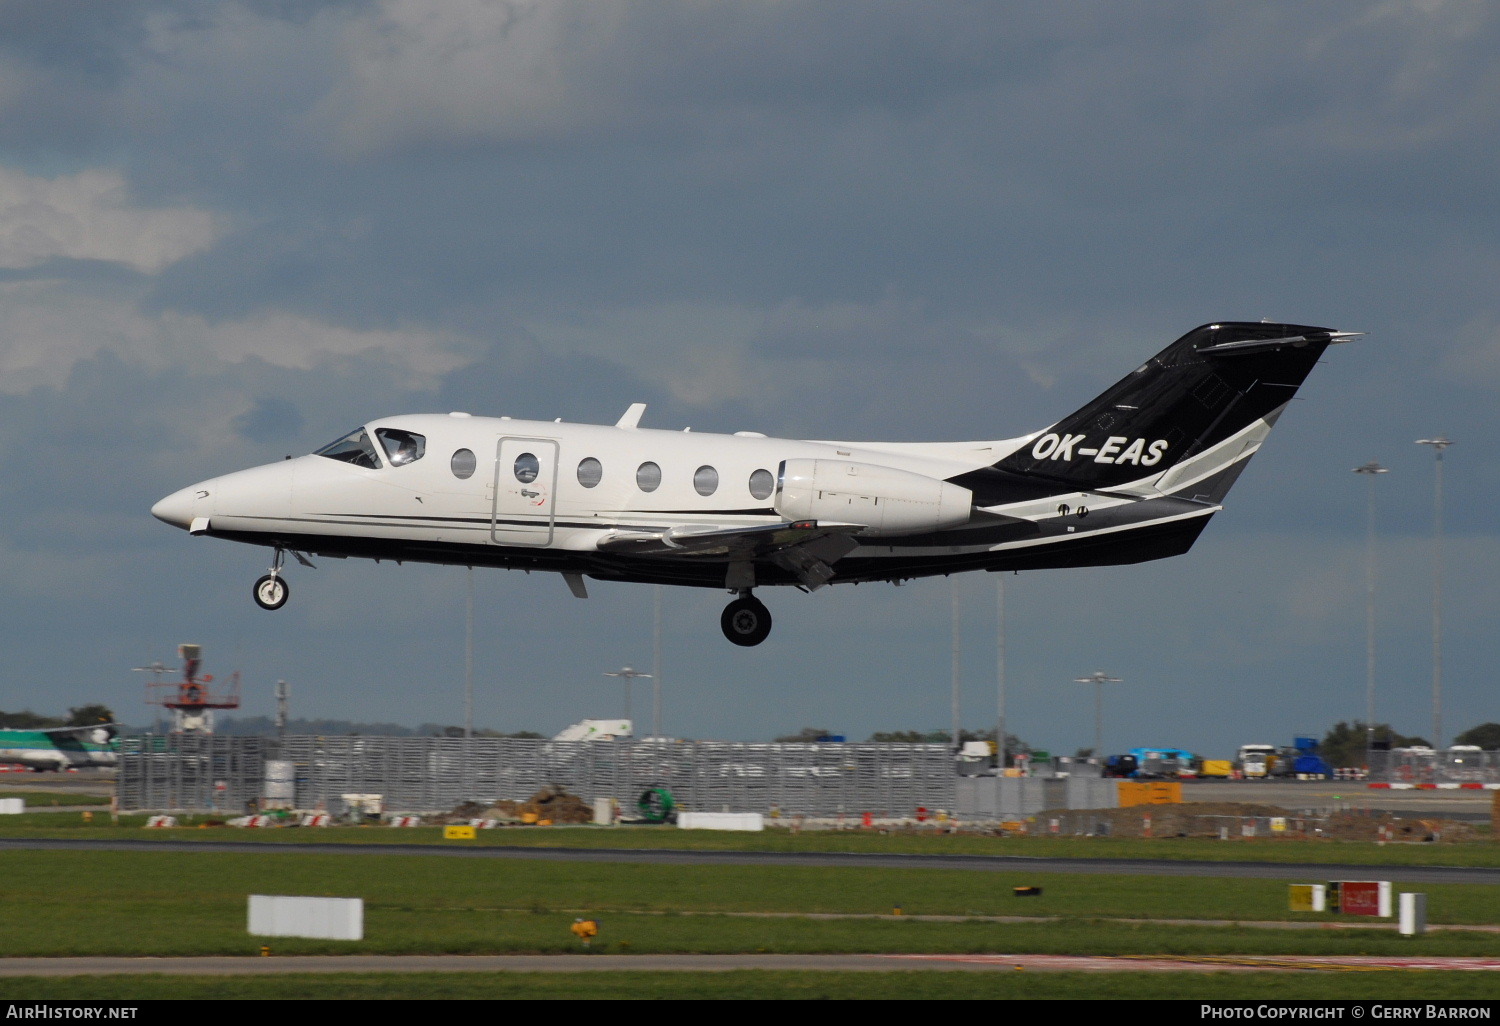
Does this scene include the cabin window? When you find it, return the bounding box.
[514,452,541,484]
[636,461,661,492]
[748,468,774,500]
[375,428,426,467]
[450,448,477,479]
[315,428,381,470]
[693,465,719,496]
[577,457,603,488]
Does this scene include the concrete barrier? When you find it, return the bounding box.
[677,812,764,831]
[248,895,363,940]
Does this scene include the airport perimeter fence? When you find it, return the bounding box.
[1369,747,1500,786]
[116,734,959,817]
[1035,809,1336,839]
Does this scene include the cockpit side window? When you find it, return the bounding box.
[315,428,382,470]
[375,428,426,467]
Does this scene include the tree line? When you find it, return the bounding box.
[0,705,116,730]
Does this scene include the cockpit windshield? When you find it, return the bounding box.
[315,428,381,469]
[375,428,426,467]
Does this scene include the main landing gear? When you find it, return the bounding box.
[720,592,772,647]
[253,547,290,611]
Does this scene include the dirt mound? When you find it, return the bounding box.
[440,788,595,825]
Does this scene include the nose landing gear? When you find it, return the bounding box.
[253,547,290,611]
[720,592,772,647]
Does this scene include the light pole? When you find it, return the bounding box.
[1415,436,1452,748]
[132,660,176,735]
[996,575,1007,771]
[1353,461,1388,764]
[462,566,474,799]
[951,577,962,751]
[275,679,290,739]
[464,566,474,741]
[652,585,663,741]
[604,666,652,726]
[1072,671,1122,757]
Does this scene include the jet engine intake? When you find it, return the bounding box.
[775,459,973,537]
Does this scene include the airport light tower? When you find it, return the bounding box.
[144,644,241,734]
[1415,436,1452,749]
[604,666,651,725]
[1072,671,1123,757]
[1353,461,1388,764]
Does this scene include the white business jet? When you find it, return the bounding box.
[153,322,1357,646]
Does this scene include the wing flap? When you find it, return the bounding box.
[597,520,862,559]
[598,520,865,592]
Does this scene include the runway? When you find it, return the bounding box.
[1,953,1497,977]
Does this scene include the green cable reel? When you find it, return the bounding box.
[637,786,675,824]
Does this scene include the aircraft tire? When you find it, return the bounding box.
[253,574,290,611]
[721,596,772,647]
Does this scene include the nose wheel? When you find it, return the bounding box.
[253,574,289,611]
[721,594,772,647]
[253,546,291,611]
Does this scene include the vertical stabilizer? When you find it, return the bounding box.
[990,322,1345,496]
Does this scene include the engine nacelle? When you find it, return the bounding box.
[775,459,973,537]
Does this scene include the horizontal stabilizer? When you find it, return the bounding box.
[1198,329,1363,356]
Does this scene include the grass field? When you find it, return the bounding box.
[4,847,1500,956]
[2,824,1496,999]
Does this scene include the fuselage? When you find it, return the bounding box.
[150,411,1215,588]
[0,730,117,771]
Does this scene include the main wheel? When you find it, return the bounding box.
[253,574,289,611]
[720,596,772,647]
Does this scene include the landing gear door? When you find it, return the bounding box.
[492,437,559,546]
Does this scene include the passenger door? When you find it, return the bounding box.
[492,437,559,546]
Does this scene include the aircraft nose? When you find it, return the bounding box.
[151,484,211,530]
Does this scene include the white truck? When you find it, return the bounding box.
[1237,743,1277,779]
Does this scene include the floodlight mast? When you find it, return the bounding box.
[1072,671,1123,758]
[132,660,176,735]
[1415,436,1452,748]
[1353,461,1388,765]
[604,666,652,724]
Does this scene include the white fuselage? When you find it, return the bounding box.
[151,408,1240,591]
[161,414,991,543]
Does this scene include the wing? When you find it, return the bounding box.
[39,724,118,744]
[597,520,864,590]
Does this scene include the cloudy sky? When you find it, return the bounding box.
[2,1,1497,758]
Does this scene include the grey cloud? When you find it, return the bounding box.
[231,397,305,443]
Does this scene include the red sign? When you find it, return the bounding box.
[1336,880,1382,916]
